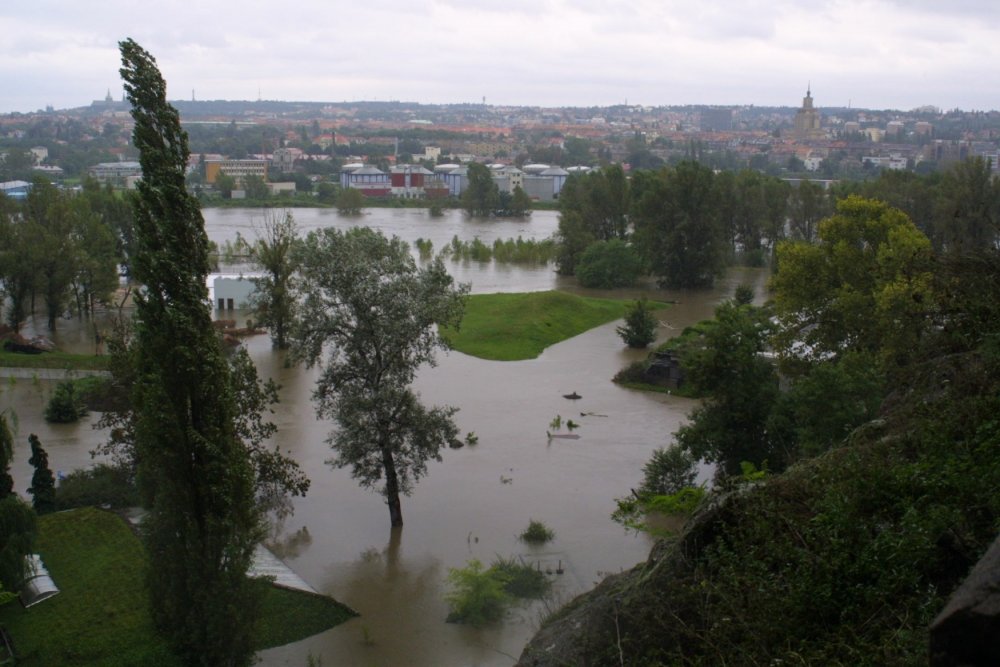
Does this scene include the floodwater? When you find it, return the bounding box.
[1,208,769,666]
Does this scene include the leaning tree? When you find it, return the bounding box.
[119,38,261,666]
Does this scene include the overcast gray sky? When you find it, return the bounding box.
[2,0,999,113]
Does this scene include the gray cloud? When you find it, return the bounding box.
[1,0,999,112]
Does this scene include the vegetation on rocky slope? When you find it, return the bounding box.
[521,205,1000,665]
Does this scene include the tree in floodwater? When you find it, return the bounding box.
[119,38,261,666]
[291,226,468,527]
[632,161,726,288]
[461,162,499,217]
[246,209,300,349]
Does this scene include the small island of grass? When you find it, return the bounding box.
[442,291,669,361]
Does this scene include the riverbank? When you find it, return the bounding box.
[199,195,559,212]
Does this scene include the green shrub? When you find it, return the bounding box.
[44,380,89,423]
[445,559,509,626]
[445,556,553,626]
[414,237,434,260]
[611,487,706,533]
[734,283,755,306]
[336,187,364,214]
[640,446,697,496]
[617,298,658,348]
[519,519,555,544]
[55,464,139,510]
[643,487,706,515]
[489,556,551,599]
[575,239,643,288]
[612,360,650,385]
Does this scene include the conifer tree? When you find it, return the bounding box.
[119,38,261,666]
[27,434,56,514]
[0,412,14,500]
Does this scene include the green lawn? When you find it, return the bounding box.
[0,349,109,372]
[443,291,668,361]
[0,507,354,666]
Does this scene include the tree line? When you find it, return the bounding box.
[593,193,1000,664]
[556,157,999,289]
[0,178,132,333]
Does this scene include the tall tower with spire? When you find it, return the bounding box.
[793,85,823,139]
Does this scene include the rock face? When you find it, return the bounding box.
[929,533,1000,666]
[518,493,738,666]
[518,565,639,667]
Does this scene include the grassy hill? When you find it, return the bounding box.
[0,507,353,666]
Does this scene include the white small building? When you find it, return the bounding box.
[212,275,257,312]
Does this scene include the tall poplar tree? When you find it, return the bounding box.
[119,38,261,666]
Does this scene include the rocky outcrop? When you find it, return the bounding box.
[929,533,1000,666]
[518,491,743,666]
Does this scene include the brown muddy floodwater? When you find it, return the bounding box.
[1,208,769,666]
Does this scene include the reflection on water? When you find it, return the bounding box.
[1,208,771,666]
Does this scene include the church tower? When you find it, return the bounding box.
[793,85,823,139]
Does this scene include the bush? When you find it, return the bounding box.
[336,187,365,214]
[640,446,697,496]
[445,559,509,626]
[576,240,643,288]
[445,556,552,626]
[489,556,551,599]
[55,464,139,510]
[612,487,707,534]
[519,519,555,544]
[734,283,755,306]
[617,298,658,348]
[44,380,89,423]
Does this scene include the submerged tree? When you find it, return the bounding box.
[247,209,299,349]
[617,298,658,348]
[462,162,499,217]
[336,186,365,214]
[291,227,468,527]
[119,38,261,666]
[633,161,726,288]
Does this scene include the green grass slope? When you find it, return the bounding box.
[0,349,109,371]
[0,507,353,666]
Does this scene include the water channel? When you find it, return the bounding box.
[1,207,768,666]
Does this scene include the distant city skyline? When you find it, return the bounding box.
[3,1,999,114]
